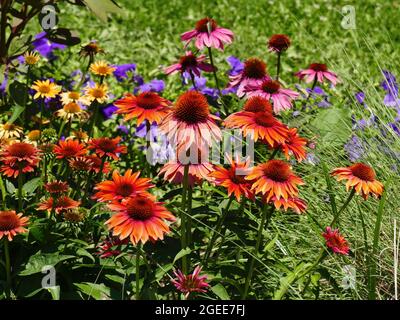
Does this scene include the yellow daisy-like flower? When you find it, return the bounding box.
[67,130,89,142]
[60,91,90,106]
[89,60,116,77]
[31,80,61,99]
[84,83,109,104]
[55,102,89,121]
[0,123,23,139]
[24,51,40,65]
[26,130,41,142]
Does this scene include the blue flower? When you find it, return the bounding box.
[101,104,118,120]
[32,32,66,59]
[226,56,244,76]
[113,63,136,82]
[135,79,165,93]
[381,70,400,107]
[344,135,365,162]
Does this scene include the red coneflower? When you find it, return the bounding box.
[322,227,350,255]
[243,96,273,113]
[93,169,154,203]
[44,181,69,195]
[0,142,41,178]
[53,139,87,159]
[37,196,81,214]
[68,156,94,172]
[266,196,307,214]
[87,155,111,174]
[224,111,289,146]
[268,34,291,53]
[228,58,270,97]
[245,79,299,113]
[165,51,214,77]
[172,266,210,299]
[181,17,234,51]
[0,210,29,241]
[209,156,254,201]
[88,137,127,160]
[295,63,339,86]
[331,163,384,200]
[274,128,307,162]
[159,91,221,151]
[96,237,129,259]
[246,160,304,201]
[106,195,176,245]
[114,91,171,125]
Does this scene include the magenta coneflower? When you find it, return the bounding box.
[245,79,299,113]
[228,58,270,97]
[295,63,339,86]
[181,17,234,51]
[165,51,214,77]
[268,34,291,53]
[172,266,210,299]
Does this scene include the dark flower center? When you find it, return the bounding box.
[179,54,198,70]
[261,80,280,94]
[195,18,217,33]
[116,183,134,197]
[243,58,267,79]
[254,112,277,127]
[244,96,272,113]
[309,63,328,72]
[8,143,35,158]
[136,92,162,110]
[350,163,376,181]
[268,34,291,52]
[126,197,154,221]
[263,160,291,182]
[0,211,19,231]
[174,91,210,124]
[97,139,117,152]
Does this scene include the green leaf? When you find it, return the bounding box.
[22,178,42,195]
[173,248,191,265]
[76,248,95,263]
[47,28,81,46]
[47,286,60,300]
[20,252,75,276]
[155,263,173,281]
[74,282,110,300]
[9,81,28,107]
[211,284,230,300]
[310,107,351,144]
[0,176,6,205]
[5,180,15,195]
[83,0,123,22]
[105,274,125,285]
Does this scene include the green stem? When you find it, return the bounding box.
[330,188,356,227]
[207,47,228,115]
[302,77,318,109]
[322,162,338,217]
[4,239,11,299]
[180,164,189,274]
[269,148,279,160]
[203,195,234,266]
[88,102,99,137]
[136,244,141,300]
[17,168,23,211]
[57,121,67,139]
[276,52,281,81]
[186,187,193,248]
[242,205,274,299]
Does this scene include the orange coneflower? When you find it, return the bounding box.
[106,195,176,245]
[159,91,221,151]
[209,156,254,201]
[53,139,87,159]
[68,156,93,172]
[114,92,171,125]
[331,163,384,199]
[0,210,29,241]
[44,181,69,195]
[93,169,154,203]
[0,142,41,178]
[37,196,80,214]
[224,111,288,146]
[266,196,307,214]
[88,137,127,160]
[246,159,304,201]
[86,155,111,174]
[273,128,307,162]
[31,79,61,99]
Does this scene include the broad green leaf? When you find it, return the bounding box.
[5,180,15,195]
[76,248,95,263]
[173,248,191,265]
[8,105,25,124]
[74,282,110,300]
[20,252,75,276]
[155,263,173,281]
[47,286,60,300]
[83,0,123,22]
[211,284,230,300]
[105,274,125,285]
[9,81,28,107]
[22,178,42,195]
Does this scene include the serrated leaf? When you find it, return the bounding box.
[20,252,75,276]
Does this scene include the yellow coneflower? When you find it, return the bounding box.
[0,123,23,139]
[67,130,89,142]
[84,83,109,104]
[31,79,61,99]
[55,102,89,121]
[23,51,40,65]
[60,91,90,106]
[90,60,116,77]
[25,130,41,145]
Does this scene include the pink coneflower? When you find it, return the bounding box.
[268,34,291,53]
[322,227,350,255]
[228,58,270,97]
[165,51,214,77]
[172,266,210,299]
[295,63,339,86]
[181,17,234,51]
[159,91,221,152]
[245,79,299,113]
